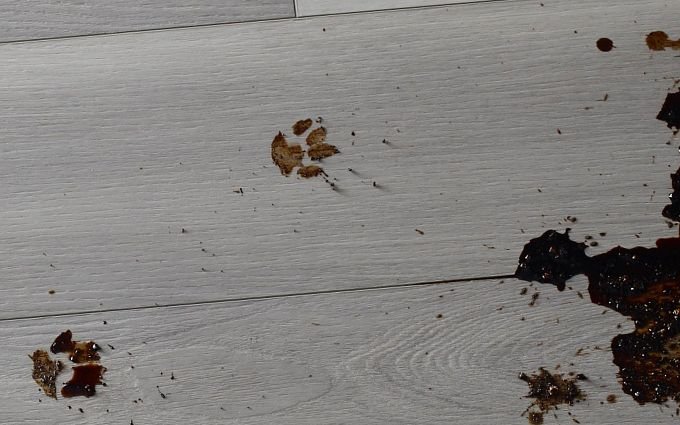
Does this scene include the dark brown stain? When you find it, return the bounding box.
[61,364,106,398]
[520,368,585,424]
[663,167,680,221]
[306,127,327,145]
[297,165,325,178]
[29,350,63,399]
[607,394,617,403]
[271,132,304,176]
[646,31,680,51]
[51,330,101,363]
[657,91,680,135]
[292,119,313,136]
[308,143,340,161]
[596,37,614,52]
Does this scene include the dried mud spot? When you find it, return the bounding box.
[51,330,101,363]
[308,143,340,161]
[29,350,63,399]
[306,127,327,145]
[292,118,313,136]
[271,132,304,176]
[520,369,584,425]
[657,90,680,134]
[62,364,107,398]
[646,31,680,51]
[297,165,325,178]
[596,37,614,52]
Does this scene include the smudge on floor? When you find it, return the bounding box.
[306,127,327,145]
[308,143,340,161]
[29,350,63,399]
[297,165,325,178]
[596,37,614,52]
[292,118,313,136]
[61,364,107,398]
[271,132,304,176]
[646,31,680,51]
[657,91,680,134]
[51,330,101,363]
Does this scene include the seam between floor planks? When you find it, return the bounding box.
[0,0,523,46]
[0,274,515,323]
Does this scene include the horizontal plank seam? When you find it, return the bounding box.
[0,274,515,323]
[0,0,525,46]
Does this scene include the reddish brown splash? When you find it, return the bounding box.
[646,31,680,51]
[61,364,106,398]
[519,368,585,424]
[292,118,313,136]
[596,37,614,52]
[657,91,680,135]
[51,330,101,363]
[271,132,304,176]
[516,229,680,404]
[29,350,63,399]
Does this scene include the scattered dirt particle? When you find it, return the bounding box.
[292,119,313,136]
[596,37,614,52]
[415,229,424,235]
[48,289,55,295]
[520,369,585,424]
[529,292,540,306]
[557,128,562,134]
[607,394,617,403]
[306,127,327,146]
[646,31,680,51]
[271,132,304,176]
[297,165,325,178]
[520,287,528,295]
[308,143,340,161]
[436,314,443,319]
[29,350,62,399]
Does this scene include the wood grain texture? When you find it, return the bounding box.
[0,0,294,42]
[3,281,678,424]
[1,0,679,319]
[296,0,496,16]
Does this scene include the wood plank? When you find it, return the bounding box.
[2,281,675,424]
[296,0,493,16]
[1,0,679,318]
[0,0,294,42]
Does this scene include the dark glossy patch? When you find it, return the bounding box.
[596,38,614,52]
[51,330,101,363]
[61,364,106,398]
[657,91,680,134]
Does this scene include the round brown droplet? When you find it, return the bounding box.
[646,31,669,51]
[596,37,614,52]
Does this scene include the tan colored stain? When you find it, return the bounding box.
[271,132,304,176]
[306,127,327,145]
[29,349,62,399]
[297,165,325,178]
[292,119,313,136]
[308,143,340,160]
[646,31,680,51]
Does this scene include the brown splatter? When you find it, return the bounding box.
[61,364,106,398]
[657,91,680,135]
[646,31,680,51]
[271,132,303,176]
[306,127,327,145]
[308,143,340,161]
[29,350,63,399]
[520,368,584,424]
[297,165,325,178]
[51,330,101,363]
[292,119,313,136]
[596,37,614,52]
[607,394,617,403]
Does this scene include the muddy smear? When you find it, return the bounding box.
[657,91,680,134]
[308,143,340,160]
[297,165,325,178]
[646,31,680,51]
[61,364,106,398]
[520,368,585,424]
[29,350,63,399]
[306,127,327,145]
[596,38,614,52]
[292,119,313,136]
[271,132,304,176]
[51,330,101,363]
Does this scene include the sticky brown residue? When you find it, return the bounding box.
[292,119,313,136]
[646,31,680,51]
[596,37,614,52]
[520,368,585,424]
[662,167,680,221]
[297,165,325,178]
[61,364,106,398]
[306,127,327,145]
[51,330,101,363]
[271,132,304,176]
[29,350,63,399]
[657,91,680,135]
[308,143,340,161]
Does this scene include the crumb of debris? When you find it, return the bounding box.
[292,119,313,136]
[436,314,443,319]
[297,165,325,178]
[529,292,540,306]
[308,143,340,161]
[48,290,55,295]
[520,368,585,424]
[557,129,562,134]
[520,288,528,295]
[306,127,327,145]
[29,350,62,399]
[646,31,680,51]
[527,411,544,425]
[607,394,617,403]
[415,229,424,235]
[271,132,304,176]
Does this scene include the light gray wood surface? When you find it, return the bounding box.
[1,0,678,319]
[296,0,495,16]
[3,281,673,424]
[0,0,294,42]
